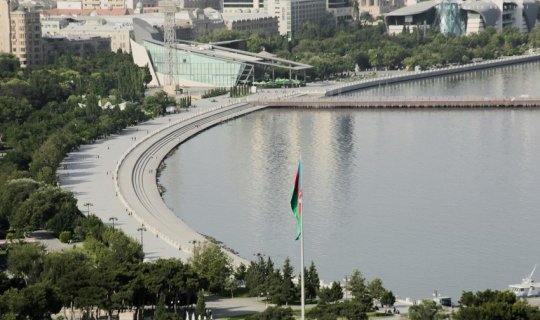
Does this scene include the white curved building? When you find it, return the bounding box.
[385,0,538,35]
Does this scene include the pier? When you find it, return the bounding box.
[253,97,540,108]
[324,53,540,96]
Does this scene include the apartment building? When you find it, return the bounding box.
[0,0,44,67]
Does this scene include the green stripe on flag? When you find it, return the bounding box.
[291,162,302,240]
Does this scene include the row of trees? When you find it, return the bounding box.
[197,22,540,80]
[408,290,540,320]
[0,53,151,238]
[0,51,156,319]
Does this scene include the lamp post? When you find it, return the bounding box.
[137,223,147,250]
[109,216,118,230]
[83,202,93,216]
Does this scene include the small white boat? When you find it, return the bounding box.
[509,265,540,298]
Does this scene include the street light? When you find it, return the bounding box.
[137,223,147,250]
[109,216,118,230]
[83,202,93,216]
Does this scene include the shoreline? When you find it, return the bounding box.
[59,55,540,269]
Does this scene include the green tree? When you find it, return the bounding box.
[318,281,343,304]
[247,306,295,320]
[196,290,206,318]
[305,261,320,300]
[245,256,270,296]
[367,278,385,306]
[40,251,93,317]
[270,258,297,306]
[454,289,540,320]
[189,241,232,293]
[380,290,396,308]
[7,243,45,285]
[0,53,20,79]
[408,300,446,320]
[348,269,372,310]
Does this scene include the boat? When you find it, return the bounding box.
[509,265,540,298]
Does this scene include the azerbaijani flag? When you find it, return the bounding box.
[290,161,302,240]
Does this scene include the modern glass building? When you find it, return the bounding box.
[144,40,249,87]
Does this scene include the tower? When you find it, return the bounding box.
[159,0,178,87]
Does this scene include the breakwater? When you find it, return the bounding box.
[253,97,540,108]
[324,53,540,96]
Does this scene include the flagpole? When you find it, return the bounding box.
[300,160,305,320]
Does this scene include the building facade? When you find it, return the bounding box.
[385,0,538,35]
[266,0,327,37]
[43,35,111,62]
[0,0,43,67]
[222,12,279,35]
[57,0,83,9]
[359,0,405,18]
[46,17,133,52]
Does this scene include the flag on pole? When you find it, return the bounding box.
[290,161,302,240]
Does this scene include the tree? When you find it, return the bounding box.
[143,91,176,116]
[247,306,295,320]
[348,269,372,311]
[318,281,343,304]
[408,300,446,320]
[189,241,232,293]
[305,261,320,300]
[367,278,385,306]
[196,290,206,318]
[380,290,396,308]
[7,243,45,285]
[0,53,20,79]
[271,258,297,306]
[348,270,366,301]
[0,282,62,319]
[454,289,540,320]
[245,256,270,296]
[40,251,93,319]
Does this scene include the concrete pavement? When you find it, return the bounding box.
[58,93,273,264]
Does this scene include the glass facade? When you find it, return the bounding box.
[144,40,246,87]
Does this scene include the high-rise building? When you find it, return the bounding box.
[266,0,326,38]
[0,0,44,67]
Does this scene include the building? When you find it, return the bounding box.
[43,35,111,61]
[266,0,327,37]
[385,0,538,35]
[44,16,133,52]
[222,12,279,35]
[183,0,223,10]
[327,3,353,24]
[360,0,405,19]
[57,0,83,9]
[131,18,311,87]
[0,0,44,67]
[41,17,71,35]
[223,0,264,12]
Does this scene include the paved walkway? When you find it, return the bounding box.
[59,94,248,262]
[58,87,319,263]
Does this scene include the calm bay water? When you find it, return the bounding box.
[160,62,540,300]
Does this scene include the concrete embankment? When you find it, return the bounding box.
[115,103,267,266]
[325,53,540,96]
[60,99,266,265]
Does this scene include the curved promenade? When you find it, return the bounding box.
[60,99,267,265]
[115,103,269,265]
